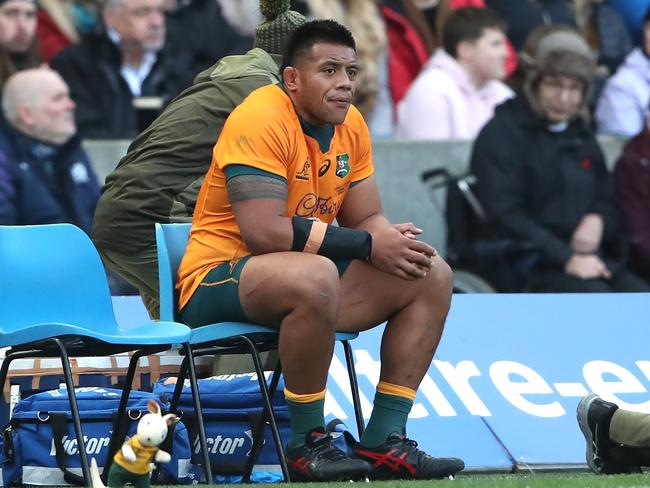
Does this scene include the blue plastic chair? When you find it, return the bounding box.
[156,222,366,482]
[0,224,209,486]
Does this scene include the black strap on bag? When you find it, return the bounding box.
[214,412,265,476]
[3,421,16,465]
[180,411,263,476]
[48,410,128,486]
[49,412,87,486]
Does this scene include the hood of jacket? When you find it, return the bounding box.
[193,48,282,85]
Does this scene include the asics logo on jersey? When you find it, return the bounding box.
[319,159,331,177]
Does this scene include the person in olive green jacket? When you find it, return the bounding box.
[91,0,306,318]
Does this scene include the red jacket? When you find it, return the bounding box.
[381,4,429,106]
[37,10,72,63]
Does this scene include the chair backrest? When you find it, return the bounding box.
[0,224,119,333]
[155,223,191,322]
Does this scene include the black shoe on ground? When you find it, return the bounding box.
[353,432,465,480]
[286,428,371,482]
[576,393,641,475]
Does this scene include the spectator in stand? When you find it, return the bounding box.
[613,115,650,281]
[216,0,262,38]
[471,26,649,293]
[595,7,650,138]
[396,7,512,140]
[485,0,576,51]
[0,0,39,89]
[37,0,101,63]
[608,0,650,45]
[379,0,434,109]
[433,0,517,76]
[50,0,192,139]
[165,0,252,80]
[0,68,99,232]
[573,0,632,75]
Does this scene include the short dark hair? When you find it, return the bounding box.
[280,19,356,73]
[443,7,506,58]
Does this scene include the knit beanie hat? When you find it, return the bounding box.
[254,0,307,55]
[520,25,597,121]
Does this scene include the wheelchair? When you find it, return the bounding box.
[421,167,537,293]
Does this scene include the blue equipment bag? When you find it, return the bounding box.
[1,387,192,486]
[153,373,290,482]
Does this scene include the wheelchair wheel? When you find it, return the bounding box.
[453,269,496,293]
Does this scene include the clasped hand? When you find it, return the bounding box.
[369,223,437,280]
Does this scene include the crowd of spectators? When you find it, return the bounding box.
[1,0,650,294]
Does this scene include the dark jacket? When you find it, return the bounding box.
[91,48,281,254]
[50,29,191,139]
[485,0,576,51]
[0,124,100,233]
[614,128,650,274]
[165,0,252,78]
[470,95,621,271]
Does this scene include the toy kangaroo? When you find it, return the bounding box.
[90,400,176,488]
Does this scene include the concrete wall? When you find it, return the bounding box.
[84,136,629,256]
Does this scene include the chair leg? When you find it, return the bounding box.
[242,357,283,483]
[181,343,213,485]
[169,355,189,413]
[52,338,91,486]
[342,340,365,438]
[239,336,290,483]
[0,349,40,402]
[101,349,149,483]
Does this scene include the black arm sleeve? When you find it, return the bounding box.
[291,216,372,261]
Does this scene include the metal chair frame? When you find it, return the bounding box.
[155,222,366,483]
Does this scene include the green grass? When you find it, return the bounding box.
[158,473,650,487]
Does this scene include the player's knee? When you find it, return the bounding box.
[423,256,453,300]
[294,256,340,315]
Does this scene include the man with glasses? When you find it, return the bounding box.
[469,26,649,292]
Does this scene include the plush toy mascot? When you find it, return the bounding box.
[90,400,176,488]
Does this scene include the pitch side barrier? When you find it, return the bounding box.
[83,136,627,259]
[110,292,650,473]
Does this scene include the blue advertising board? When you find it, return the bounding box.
[436,293,650,468]
[112,293,650,472]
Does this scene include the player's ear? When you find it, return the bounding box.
[283,66,299,91]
